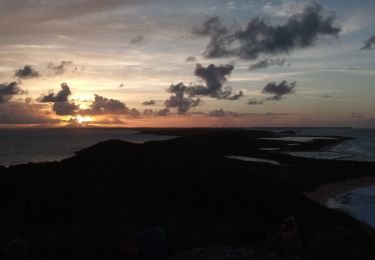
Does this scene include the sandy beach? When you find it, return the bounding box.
[304,176,375,205]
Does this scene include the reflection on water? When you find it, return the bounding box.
[0,129,175,166]
[225,155,282,166]
[258,136,338,142]
[283,151,350,160]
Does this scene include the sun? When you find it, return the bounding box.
[76,115,93,124]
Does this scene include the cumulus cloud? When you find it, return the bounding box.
[0,81,25,103]
[39,82,72,102]
[127,108,141,118]
[142,100,157,106]
[157,108,169,116]
[194,3,340,60]
[361,36,375,50]
[186,63,238,99]
[143,108,170,117]
[82,94,128,115]
[15,65,39,79]
[80,94,141,117]
[248,80,296,105]
[52,101,79,116]
[39,82,79,115]
[161,63,243,114]
[262,80,296,100]
[165,85,201,115]
[249,58,286,70]
[208,108,239,117]
[173,63,243,100]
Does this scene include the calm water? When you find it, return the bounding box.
[296,128,375,161]
[1,128,374,166]
[0,128,175,166]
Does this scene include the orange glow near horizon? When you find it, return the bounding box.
[76,115,94,124]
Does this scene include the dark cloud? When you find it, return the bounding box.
[162,63,243,114]
[172,63,242,100]
[157,108,169,116]
[160,62,244,115]
[47,61,74,76]
[130,36,144,44]
[208,108,239,117]
[262,80,296,100]
[39,83,78,115]
[142,108,169,117]
[0,81,25,103]
[185,56,197,62]
[15,65,39,79]
[0,102,58,124]
[52,101,79,116]
[249,58,286,70]
[78,94,141,117]
[82,94,128,115]
[248,80,296,105]
[187,63,235,99]
[143,109,154,116]
[194,3,340,60]
[127,108,141,118]
[39,82,72,102]
[142,100,157,106]
[165,86,202,115]
[192,17,231,58]
[227,90,244,100]
[361,36,375,50]
[247,98,265,105]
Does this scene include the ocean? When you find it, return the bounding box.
[1,128,374,166]
[0,128,175,166]
[297,128,375,161]
[296,128,375,228]
[327,185,375,229]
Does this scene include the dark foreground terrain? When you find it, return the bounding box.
[1,129,375,259]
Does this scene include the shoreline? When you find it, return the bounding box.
[304,176,375,205]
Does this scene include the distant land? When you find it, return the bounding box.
[0,129,375,259]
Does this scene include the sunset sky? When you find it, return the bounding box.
[0,0,374,127]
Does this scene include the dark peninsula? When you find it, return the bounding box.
[0,129,375,259]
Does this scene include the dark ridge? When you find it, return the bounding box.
[0,129,374,259]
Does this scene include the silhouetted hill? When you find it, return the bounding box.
[0,129,374,259]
